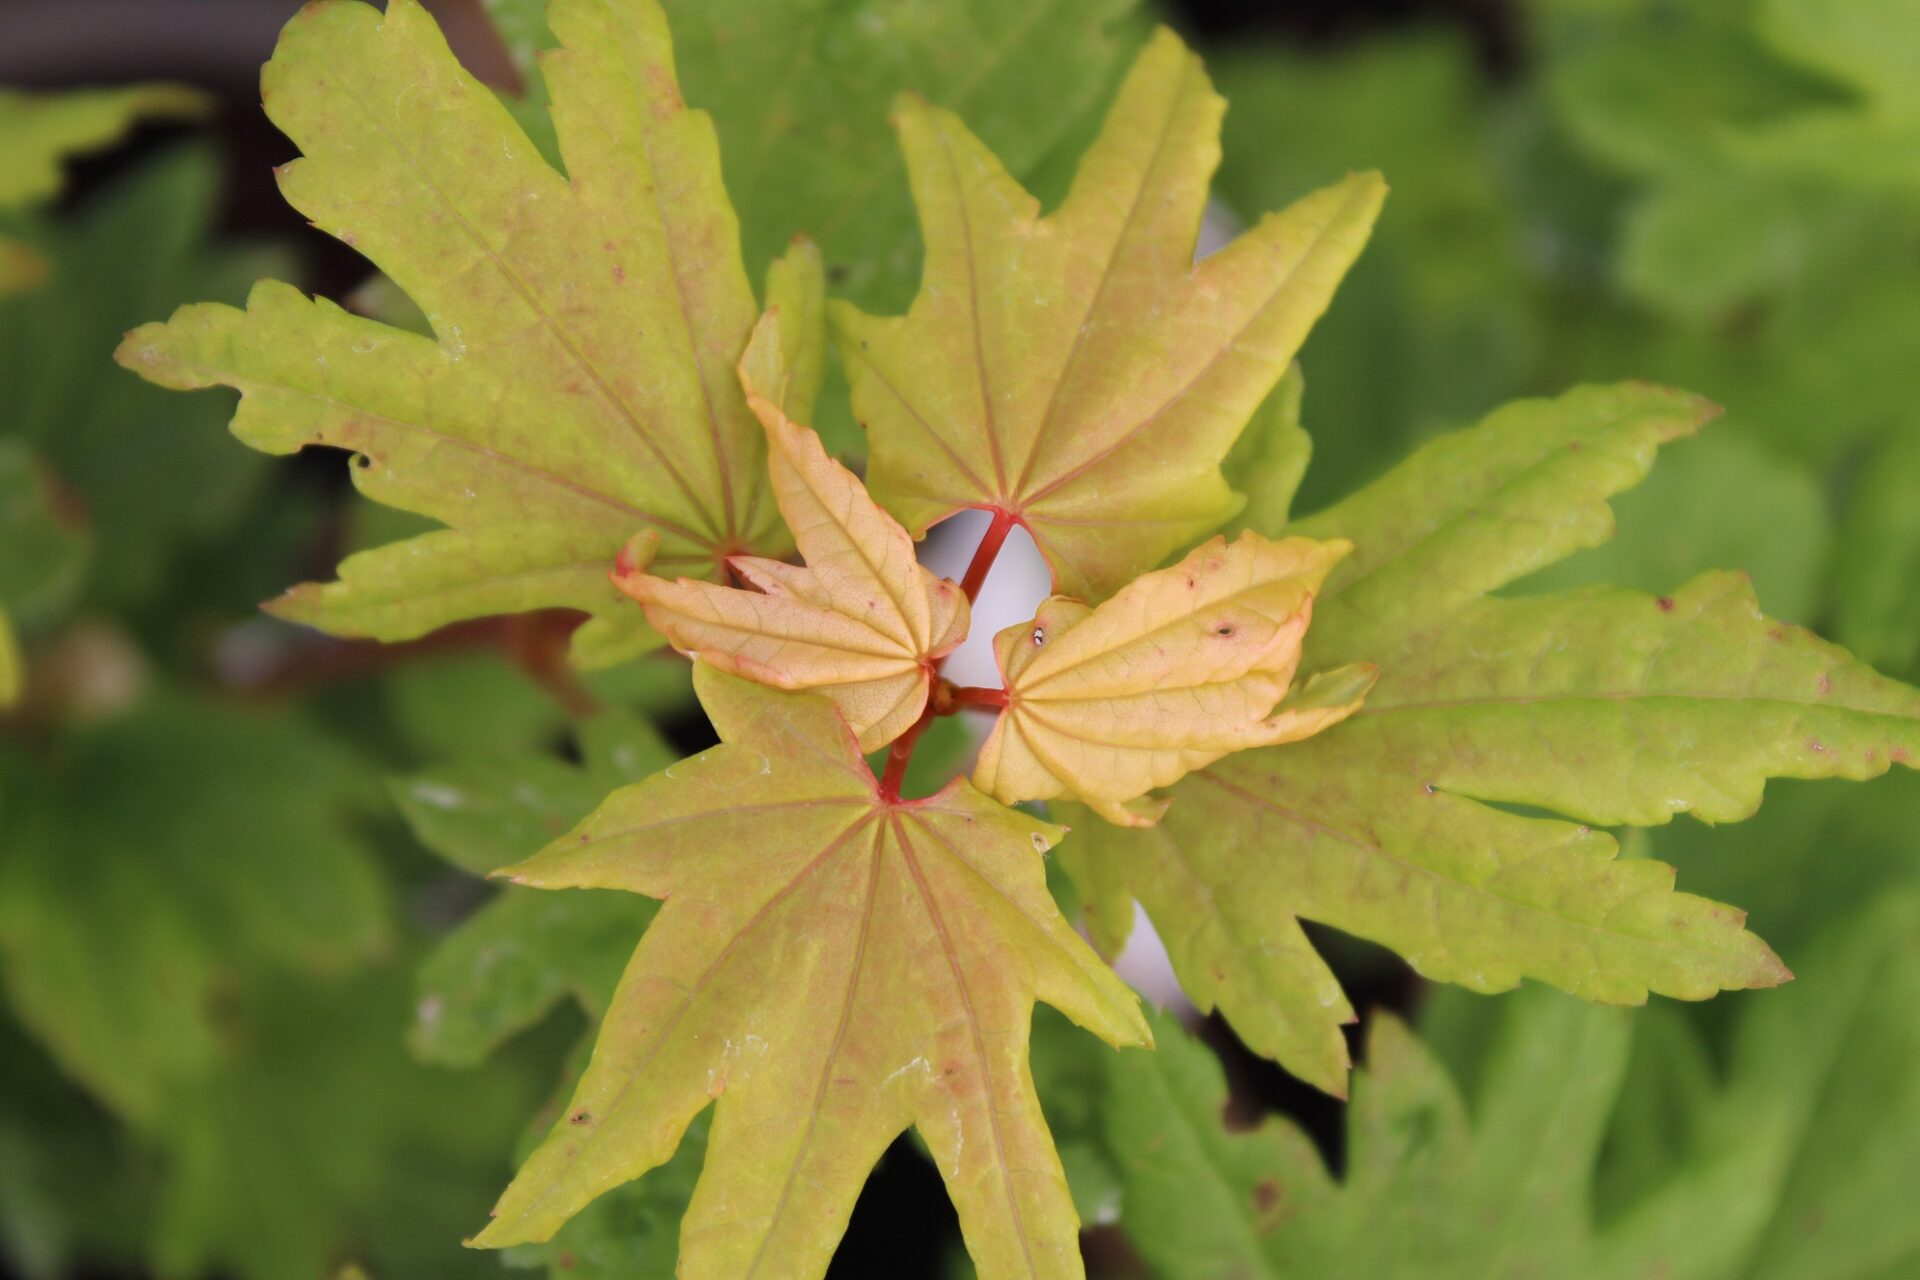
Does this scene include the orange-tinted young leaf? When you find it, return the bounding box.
[615,311,968,751]
[831,27,1385,599]
[470,666,1148,1279]
[974,532,1372,825]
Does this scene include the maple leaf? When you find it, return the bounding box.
[615,310,967,751]
[482,0,1144,311]
[1102,889,1920,1279]
[1058,382,1920,1096]
[471,665,1148,1278]
[830,27,1386,599]
[115,0,819,666]
[0,84,207,297]
[973,531,1374,825]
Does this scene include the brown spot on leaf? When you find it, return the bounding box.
[1818,673,1833,694]
[569,1109,591,1125]
[1656,596,1674,612]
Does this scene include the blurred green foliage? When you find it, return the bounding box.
[2,0,1917,1276]
[1102,894,1920,1279]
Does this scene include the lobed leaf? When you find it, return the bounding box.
[832,27,1384,598]
[1058,382,1920,1095]
[616,311,967,750]
[975,531,1371,825]
[472,666,1148,1279]
[115,0,821,665]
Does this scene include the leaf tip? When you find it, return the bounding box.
[1751,946,1794,989]
[260,581,331,628]
[889,89,930,126]
[613,529,659,581]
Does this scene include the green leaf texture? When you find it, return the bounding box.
[0,698,389,1124]
[1059,383,1920,1095]
[395,711,674,1067]
[484,0,1145,311]
[1103,889,1920,1279]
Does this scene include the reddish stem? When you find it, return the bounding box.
[881,510,1019,802]
[878,705,934,801]
[947,684,1008,710]
[959,508,1017,603]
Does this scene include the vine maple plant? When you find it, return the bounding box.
[113,1,1920,1277]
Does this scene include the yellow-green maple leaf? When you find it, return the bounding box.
[115,0,811,665]
[831,27,1385,599]
[617,310,967,751]
[974,531,1374,825]
[1058,382,1920,1097]
[471,665,1148,1279]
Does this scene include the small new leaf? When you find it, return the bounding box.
[832,27,1385,598]
[616,311,967,751]
[473,666,1148,1280]
[974,532,1373,825]
[116,0,816,664]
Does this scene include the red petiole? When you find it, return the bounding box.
[878,510,1018,802]
[959,508,1016,603]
